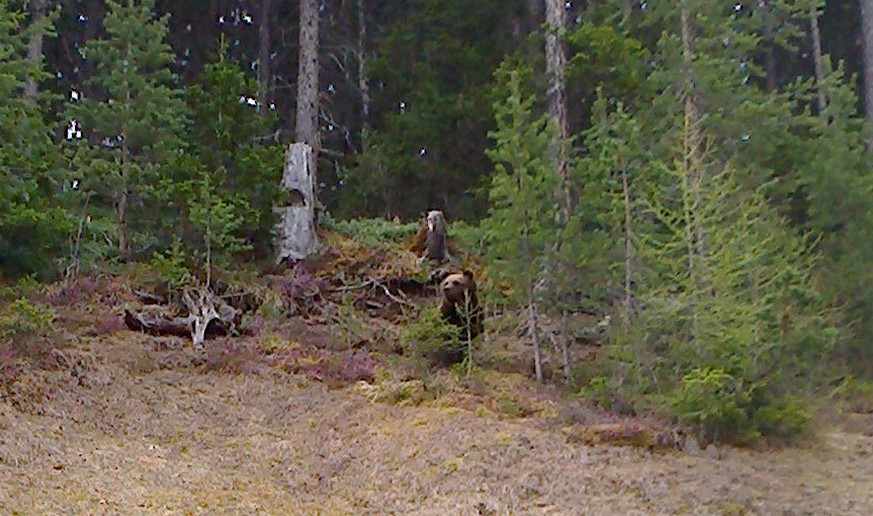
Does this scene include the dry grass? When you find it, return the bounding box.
[2,319,873,514]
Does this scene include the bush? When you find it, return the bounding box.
[321,215,419,245]
[400,307,464,367]
[668,367,811,445]
[0,298,55,345]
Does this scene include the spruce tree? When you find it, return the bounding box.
[66,0,185,258]
[481,65,558,381]
[0,0,69,277]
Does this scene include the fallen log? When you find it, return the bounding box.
[123,288,241,349]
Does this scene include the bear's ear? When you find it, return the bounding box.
[462,270,474,281]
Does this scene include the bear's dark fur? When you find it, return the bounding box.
[439,270,484,340]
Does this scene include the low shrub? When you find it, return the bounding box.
[400,307,464,367]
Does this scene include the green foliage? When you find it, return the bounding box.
[0,298,54,344]
[0,0,70,277]
[182,40,282,255]
[188,169,252,285]
[65,0,186,256]
[334,0,520,220]
[671,367,754,444]
[149,239,192,290]
[321,215,419,245]
[400,306,464,367]
[480,64,557,305]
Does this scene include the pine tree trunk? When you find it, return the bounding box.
[258,0,273,112]
[544,0,571,224]
[296,0,320,152]
[810,2,828,113]
[758,0,778,92]
[862,0,873,139]
[24,0,46,101]
[357,0,371,150]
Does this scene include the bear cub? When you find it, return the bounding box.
[439,270,484,340]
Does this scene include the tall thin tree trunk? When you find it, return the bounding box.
[681,4,706,265]
[758,0,778,92]
[296,0,320,151]
[357,0,371,150]
[810,2,827,113]
[544,0,571,225]
[529,293,543,382]
[862,0,873,140]
[258,0,273,112]
[622,165,634,318]
[24,0,47,101]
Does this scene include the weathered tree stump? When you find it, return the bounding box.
[274,142,319,264]
[123,289,241,350]
[410,210,451,263]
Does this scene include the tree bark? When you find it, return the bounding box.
[24,0,47,101]
[258,0,273,112]
[544,0,571,224]
[681,3,706,296]
[357,0,371,149]
[862,0,873,138]
[296,0,320,151]
[274,143,320,264]
[810,1,828,113]
[529,294,543,382]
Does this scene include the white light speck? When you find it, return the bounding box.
[66,119,82,141]
[419,147,427,156]
[71,179,80,190]
[269,102,276,110]
[218,15,225,25]
[70,89,79,101]
[242,13,253,24]
[327,83,335,94]
[734,3,742,12]
[77,14,88,23]
[399,101,406,113]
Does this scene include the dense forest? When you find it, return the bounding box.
[2,0,873,445]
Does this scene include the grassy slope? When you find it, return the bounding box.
[2,225,873,514]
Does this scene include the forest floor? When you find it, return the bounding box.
[2,310,873,515]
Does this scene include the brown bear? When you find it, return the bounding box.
[439,270,484,340]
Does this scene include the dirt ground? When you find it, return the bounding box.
[2,328,873,515]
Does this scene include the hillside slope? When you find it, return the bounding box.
[2,327,872,515]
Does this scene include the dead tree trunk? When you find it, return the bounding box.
[862,0,873,141]
[275,143,319,264]
[24,0,47,101]
[529,293,543,382]
[357,0,371,149]
[296,0,320,151]
[258,0,273,113]
[810,2,828,113]
[544,0,571,225]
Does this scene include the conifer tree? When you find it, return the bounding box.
[482,66,558,381]
[66,0,185,258]
[0,0,69,276]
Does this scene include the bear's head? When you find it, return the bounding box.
[440,270,477,305]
